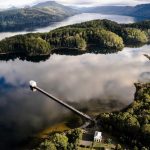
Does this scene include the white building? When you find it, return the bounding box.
[94,131,102,142]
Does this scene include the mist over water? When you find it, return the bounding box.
[0,13,149,149]
[0,44,149,149]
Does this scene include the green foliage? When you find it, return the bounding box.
[142,124,150,134]
[93,29,124,50]
[141,124,150,143]
[75,36,87,50]
[39,140,57,150]
[52,133,68,150]
[25,37,51,56]
[63,35,87,50]
[106,138,112,144]
[69,19,122,34]
[141,147,148,150]
[123,28,148,44]
[36,128,83,150]
[0,35,51,56]
[98,83,150,148]
[66,128,82,145]
[0,20,149,56]
[123,20,150,30]
[133,146,139,150]
[115,144,122,150]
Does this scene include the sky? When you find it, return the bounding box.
[0,0,150,8]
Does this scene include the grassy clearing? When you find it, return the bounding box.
[37,122,70,138]
[78,143,115,150]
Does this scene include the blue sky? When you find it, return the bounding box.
[0,0,150,8]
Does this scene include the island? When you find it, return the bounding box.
[0,19,149,57]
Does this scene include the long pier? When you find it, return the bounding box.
[29,81,94,122]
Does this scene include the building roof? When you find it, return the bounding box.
[94,131,102,138]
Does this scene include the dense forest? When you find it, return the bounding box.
[34,128,83,150]
[0,19,149,56]
[97,83,150,149]
[0,1,77,32]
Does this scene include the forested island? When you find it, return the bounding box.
[0,19,149,56]
[0,20,150,56]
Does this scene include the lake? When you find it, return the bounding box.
[0,13,150,149]
[0,13,137,41]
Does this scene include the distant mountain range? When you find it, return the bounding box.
[0,1,150,32]
[0,1,77,32]
[33,1,77,16]
[83,3,150,19]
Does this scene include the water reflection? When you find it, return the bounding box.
[0,45,141,62]
[0,13,136,41]
[0,45,149,149]
[0,54,50,63]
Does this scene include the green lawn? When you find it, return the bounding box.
[78,142,115,150]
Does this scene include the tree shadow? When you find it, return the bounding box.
[0,53,51,62]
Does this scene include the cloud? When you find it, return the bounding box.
[0,0,150,8]
[0,43,149,148]
[56,0,150,6]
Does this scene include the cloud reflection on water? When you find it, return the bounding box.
[0,45,149,148]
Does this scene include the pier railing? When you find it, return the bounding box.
[29,80,94,123]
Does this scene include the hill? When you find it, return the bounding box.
[83,6,133,15]
[84,3,150,19]
[131,4,150,18]
[0,1,77,32]
[33,1,77,16]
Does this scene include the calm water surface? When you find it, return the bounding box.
[0,13,136,41]
[0,45,150,149]
[0,13,149,149]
